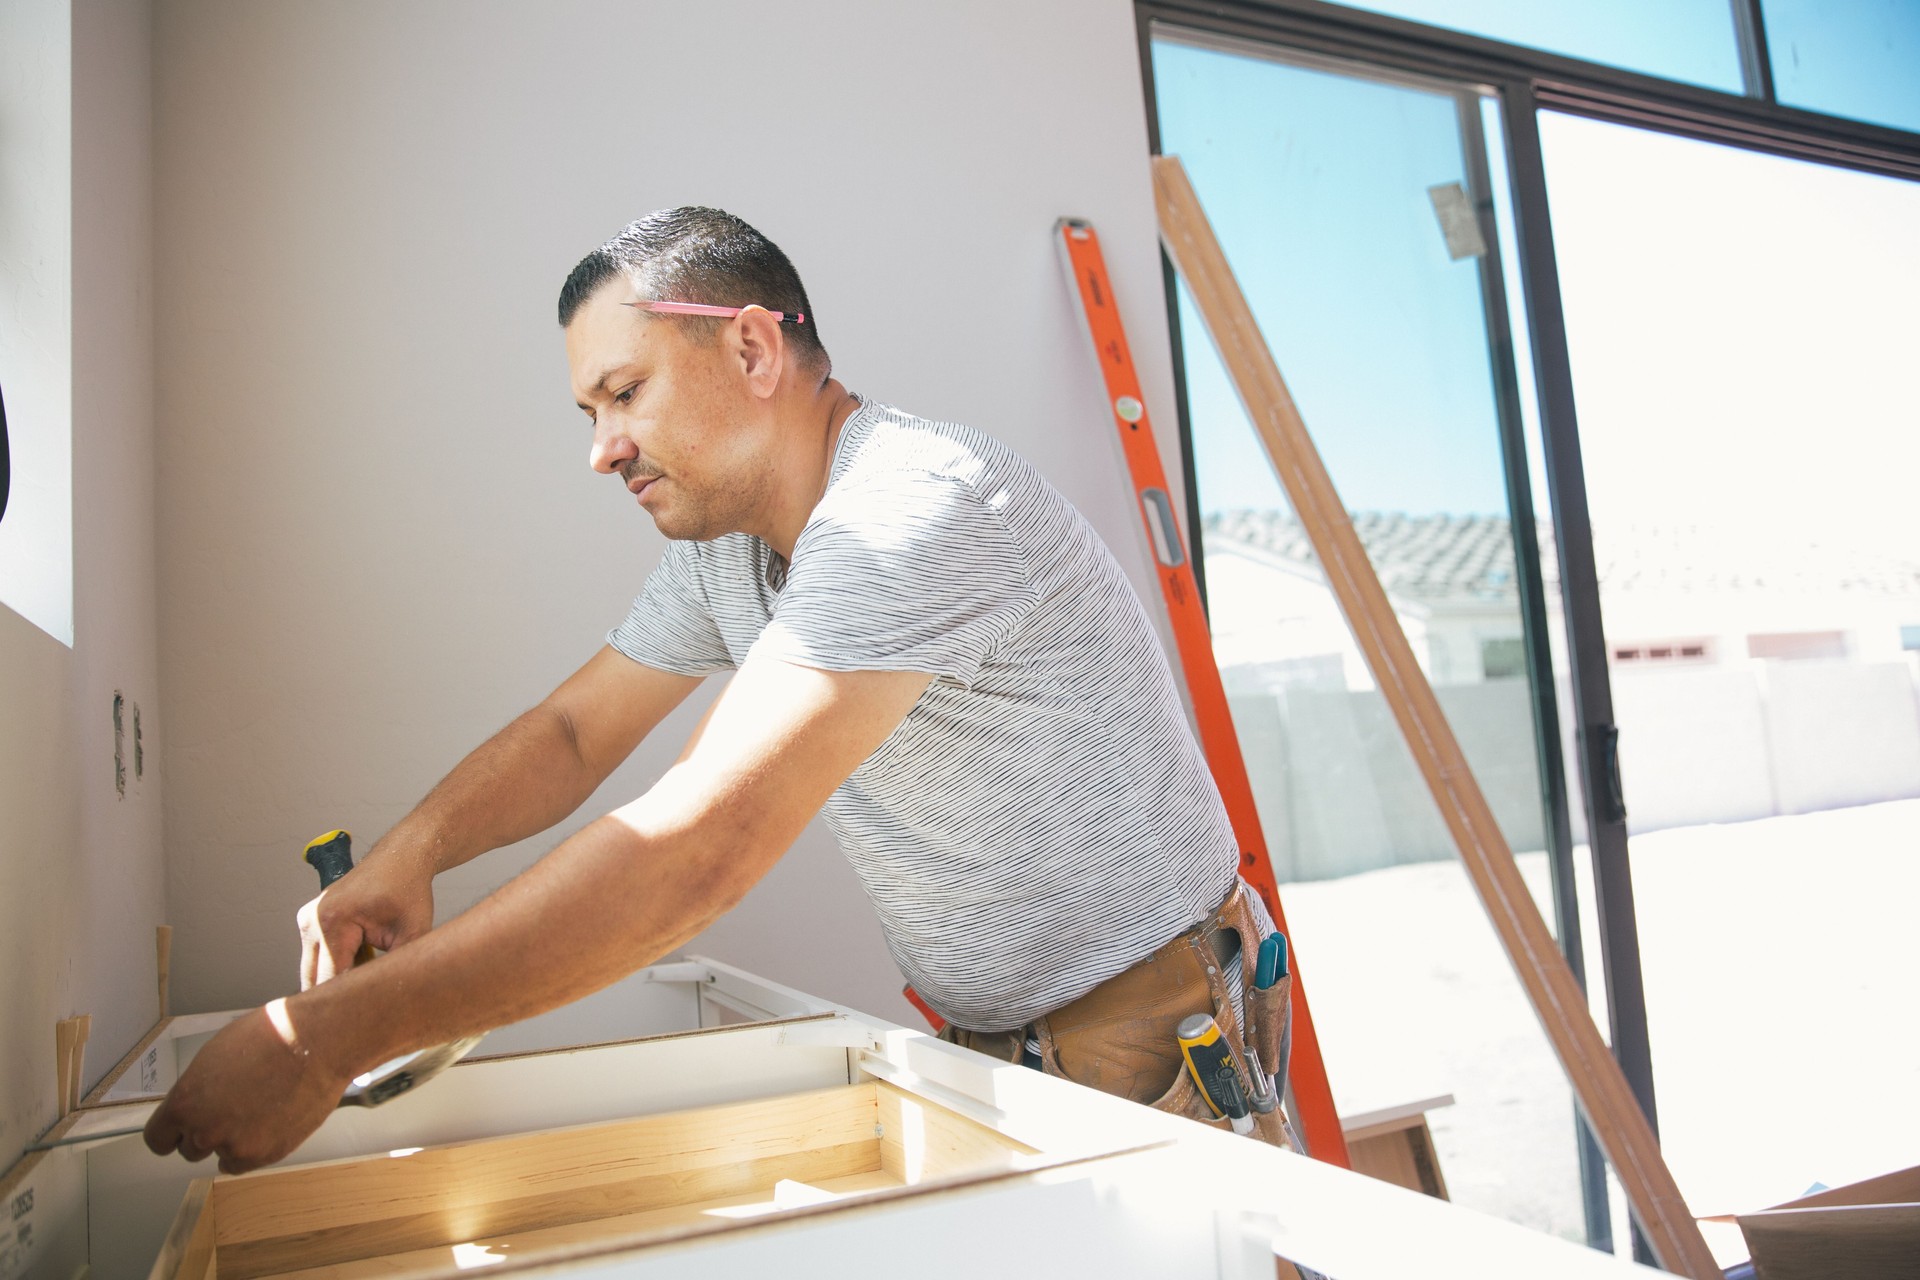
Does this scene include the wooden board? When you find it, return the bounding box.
[1341,1096,1453,1200]
[266,1170,906,1280]
[146,1178,215,1280]
[1152,153,1718,1280]
[1736,1203,1920,1280]
[1736,1164,1920,1280]
[206,1084,884,1277]
[1346,1116,1448,1202]
[875,1079,1037,1183]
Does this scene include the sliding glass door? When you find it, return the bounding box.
[1535,112,1920,1261]
[1151,32,1599,1247]
[1146,7,1920,1266]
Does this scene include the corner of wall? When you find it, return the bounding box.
[0,0,166,1171]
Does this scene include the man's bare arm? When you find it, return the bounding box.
[299,647,702,986]
[152,656,933,1173]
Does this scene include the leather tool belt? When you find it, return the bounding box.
[944,879,1295,1148]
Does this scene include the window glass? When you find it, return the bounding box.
[1763,0,1920,134]
[1332,0,1743,92]
[1154,32,1594,1247]
[1540,110,1920,1264]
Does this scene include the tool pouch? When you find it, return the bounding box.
[1249,969,1293,1103]
[1029,879,1294,1150]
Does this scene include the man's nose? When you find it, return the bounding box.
[590,421,636,475]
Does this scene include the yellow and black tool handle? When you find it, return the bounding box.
[302,829,376,965]
[1177,1012,1253,1134]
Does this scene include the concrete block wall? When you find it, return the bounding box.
[1233,658,1920,883]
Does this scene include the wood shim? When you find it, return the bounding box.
[1152,154,1718,1280]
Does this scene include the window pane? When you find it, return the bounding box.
[1764,0,1920,134]
[1332,0,1743,93]
[1541,109,1920,1266]
[1154,33,1593,1246]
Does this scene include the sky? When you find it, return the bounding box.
[1151,33,1920,556]
[1154,37,1518,518]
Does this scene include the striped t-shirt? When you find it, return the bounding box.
[608,398,1238,1030]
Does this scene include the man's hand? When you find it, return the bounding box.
[298,850,435,989]
[143,1000,350,1175]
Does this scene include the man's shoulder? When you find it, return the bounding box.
[835,401,1023,484]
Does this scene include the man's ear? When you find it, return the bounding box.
[732,307,785,399]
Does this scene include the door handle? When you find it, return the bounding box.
[1590,723,1627,824]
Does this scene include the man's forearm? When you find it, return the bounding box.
[292,659,925,1082]
[288,766,774,1076]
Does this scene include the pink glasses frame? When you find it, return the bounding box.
[624,299,807,325]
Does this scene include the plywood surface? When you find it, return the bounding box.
[147,1177,216,1280]
[876,1079,1037,1183]
[208,1084,885,1278]
[268,1171,904,1280]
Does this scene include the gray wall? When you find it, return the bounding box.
[0,0,167,1167]
[150,0,1182,1028]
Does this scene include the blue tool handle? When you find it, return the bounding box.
[1255,932,1288,989]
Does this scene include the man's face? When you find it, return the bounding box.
[566,282,773,542]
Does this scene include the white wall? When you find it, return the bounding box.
[152,0,1181,1029]
[0,0,74,646]
[0,0,166,1168]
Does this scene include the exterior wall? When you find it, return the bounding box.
[1762,658,1920,814]
[1232,679,1548,881]
[1234,658,1920,883]
[1609,664,1777,830]
[151,0,1181,1027]
[0,0,166,1169]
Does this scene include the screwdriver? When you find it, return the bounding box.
[1177,1013,1254,1136]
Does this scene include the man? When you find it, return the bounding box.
[144,208,1285,1175]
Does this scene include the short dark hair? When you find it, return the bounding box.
[557,207,829,381]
